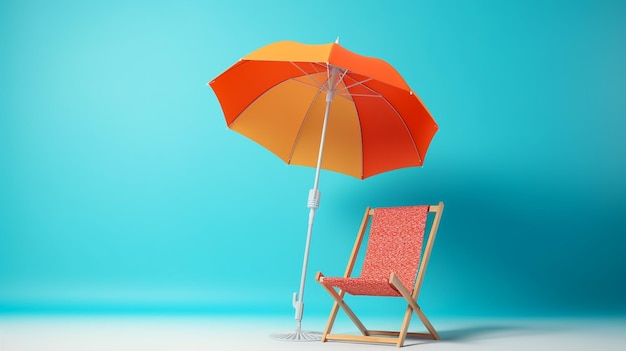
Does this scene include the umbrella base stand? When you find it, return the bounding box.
[269,268,323,343]
[269,329,323,342]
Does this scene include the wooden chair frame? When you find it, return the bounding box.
[315,201,444,348]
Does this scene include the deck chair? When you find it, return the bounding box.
[315,202,444,348]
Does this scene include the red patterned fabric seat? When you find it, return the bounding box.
[319,206,428,296]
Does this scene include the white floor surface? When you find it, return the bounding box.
[1,315,625,351]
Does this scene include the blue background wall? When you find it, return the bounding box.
[1,0,625,318]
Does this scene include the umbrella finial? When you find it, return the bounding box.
[335,36,340,44]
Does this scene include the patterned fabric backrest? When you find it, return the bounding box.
[360,206,429,290]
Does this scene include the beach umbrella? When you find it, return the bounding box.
[209,39,438,340]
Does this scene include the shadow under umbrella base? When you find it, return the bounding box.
[270,329,323,342]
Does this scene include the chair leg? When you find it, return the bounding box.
[316,277,368,336]
[390,273,440,341]
[323,301,340,341]
[396,303,414,347]
[414,307,439,340]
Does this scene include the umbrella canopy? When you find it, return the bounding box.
[209,40,438,180]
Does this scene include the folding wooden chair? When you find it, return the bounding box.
[315,202,444,348]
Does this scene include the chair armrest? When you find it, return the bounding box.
[389,272,412,298]
[315,271,325,282]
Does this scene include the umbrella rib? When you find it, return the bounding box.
[290,62,328,90]
[336,76,381,100]
[287,62,336,99]
[379,93,424,165]
[342,93,383,98]
[334,68,349,90]
[337,78,375,94]
[286,87,324,164]
[224,61,326,129]
[289,78,326,91]
[344,78,423,165]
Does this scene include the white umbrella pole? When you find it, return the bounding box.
[271,67,337,342]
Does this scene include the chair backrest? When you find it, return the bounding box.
[360,206,429,291]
